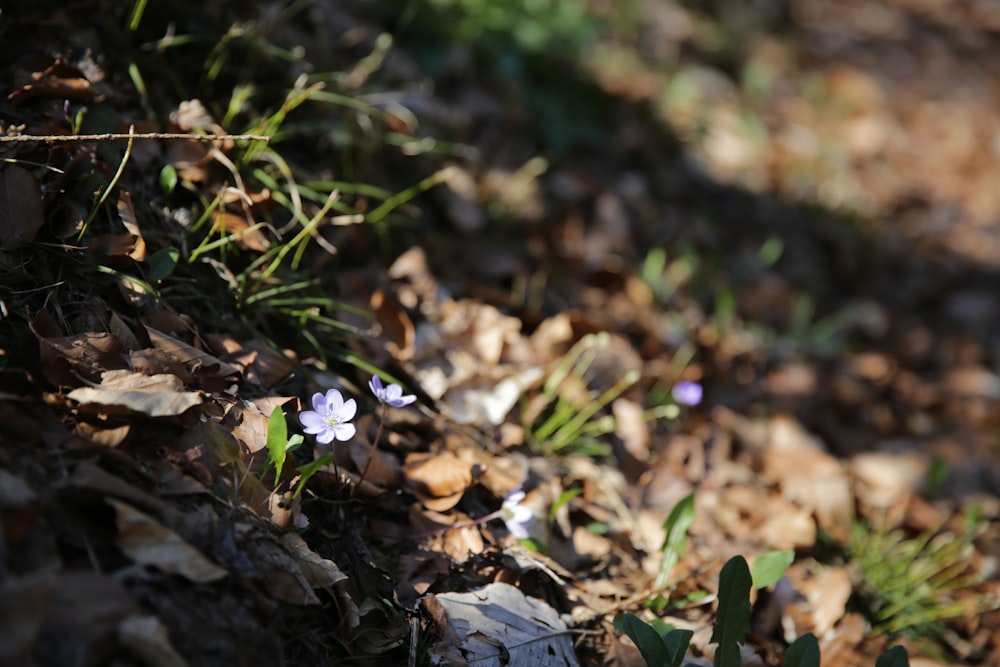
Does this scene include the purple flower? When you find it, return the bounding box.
[299,389,357,444]
[369,375,416,408]
[500,488,535,539]
[671,381,703,406]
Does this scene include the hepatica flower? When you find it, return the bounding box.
[299,389,357,444]
[369,375,416,408]
[500,488,535,539]
[671,380,703,407]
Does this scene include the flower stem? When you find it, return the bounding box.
[354,402,386,497]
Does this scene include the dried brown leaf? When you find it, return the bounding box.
[213,210,270,253]
[107,498,227,583]
[146,326,241,378]
[403,452,475,512]
[116,191,146,261]
[371,289,415,361]
[68,386,202,418]
[74,421,131,447]
[9,59,94,104]
[279,533,349,588]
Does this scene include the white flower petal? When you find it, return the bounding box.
[338,397,357,421]
[332,423,356,441]
[325,389,344,412]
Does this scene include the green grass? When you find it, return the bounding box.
[850,515,989,642]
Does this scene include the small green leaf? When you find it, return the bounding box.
[549,487,583,525]
[784,633,820,667]
[267,406,288,482]
[662,628,694,667]
[292,453,333,498]
[751,550,794,589]
[147,247,179,282]
[615,613,672,667]
[285,434,304,453]
[712,555,753,667]
[159,164,178,194]
[875,646,910,667]
[657,493,696,588]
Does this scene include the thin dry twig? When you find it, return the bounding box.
[0,132,270,143]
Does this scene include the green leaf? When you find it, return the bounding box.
[875,646,910,667]
[751,550,794,589]
[656,493,696,588]
[267,405,288,482]
[147,247,179,282]
[159,164,178,194]
[662,628,694,667]
[285,433,304,453]
[615,613,671,667]
[549,487,583,525]
[292,453,333,499]
[783,633,820,667]
[712,555,753,667]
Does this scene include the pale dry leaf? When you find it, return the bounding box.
[410,506,486,564]
[279,533,349,588]
[758,499,817,550]
[146,326,241,378]
[403,452,475,512]
[439,369,543,426]
[371,289,416,361]
[99,370,184,392]
[68,386,202,418]
[425,582,579,667]
[850,449,928,519]
[782,562,853,641]
[760,416,853,542]
[106,498,227,583]
[75,421,131,447]
[233,405,270,454]
[117,614,187,667]
[613,397,649,462]
[116,191,146,261]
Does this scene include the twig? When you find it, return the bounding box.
[0,132,270,143]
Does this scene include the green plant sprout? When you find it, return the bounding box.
[655,494,697,591]
[850,513,990,640]
[525,332,641,456]
[620,554,911,667]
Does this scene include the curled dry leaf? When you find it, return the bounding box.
[371,289,415,361]
[279,533,349,589]
[403,452,477,512]
[145,326,241,379]
[106,498,227,583]
[116,191,146,261]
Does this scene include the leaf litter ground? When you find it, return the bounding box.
[1,2,998,666]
